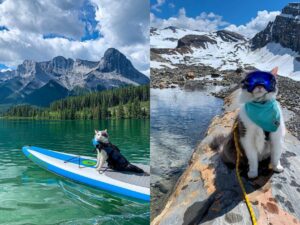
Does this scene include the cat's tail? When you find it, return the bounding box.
[208,130,236,165]
[211,119,247,167]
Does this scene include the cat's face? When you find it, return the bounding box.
[94,129,109,143]
[252,85,269,98]
[240,67,278,103]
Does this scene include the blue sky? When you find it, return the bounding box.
[151,0,292,25]
[0,0,149,74]
[0,64,11,70]
[150,0,295,38]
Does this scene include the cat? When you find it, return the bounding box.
[94,129,109,173]
[93,129,146,174]
[222,67,285,179]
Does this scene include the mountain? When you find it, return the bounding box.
[151,26,250,70]
[251,3,300,53]
[151,3,300,81]
[24,80,69,107]
[0,48,149,106]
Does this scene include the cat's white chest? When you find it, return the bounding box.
[253,126,271,159]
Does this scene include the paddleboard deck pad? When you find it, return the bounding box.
[22,146,150,201]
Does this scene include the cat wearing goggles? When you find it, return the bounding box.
[222,67,285,178]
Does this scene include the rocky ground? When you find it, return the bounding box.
[151,90,300,225]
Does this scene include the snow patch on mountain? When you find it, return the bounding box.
[247,43,300,80]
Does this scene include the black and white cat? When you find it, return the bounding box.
[222,67,285,178]
[239,67,285,178]
[94,129,146,174]
[94,129,109,172]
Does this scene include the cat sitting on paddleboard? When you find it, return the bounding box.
[93,129,147,175]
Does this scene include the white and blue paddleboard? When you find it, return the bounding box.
[22,146,150,201]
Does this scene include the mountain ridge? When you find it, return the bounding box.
[0,48,149,106]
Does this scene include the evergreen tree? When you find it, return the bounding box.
[4,85,150,120]
[132,97,141,118]
[117,105,125,119]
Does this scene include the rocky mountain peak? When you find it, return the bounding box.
[98,48,131,73]
[163,26,178,33]
[176,34,217,49]
[102,48,124,63]
[282,3,300,17]
[22,59,35,65]
[52,55,67,62]
[97,48,149,84]
[216,30,246,42]
[17,59,36,76]
[74,58,98,69]
[251,3,300,53]
[50,56,74,72]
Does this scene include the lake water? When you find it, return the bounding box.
[150,88,223,217]
[0,119,149,225]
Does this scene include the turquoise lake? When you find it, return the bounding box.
[0,119,149,225]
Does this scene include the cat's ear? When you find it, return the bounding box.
[271,67,278,76]
[95,129,98,134]
[104,129,107,132]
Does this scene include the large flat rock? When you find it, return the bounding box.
[152,90,300,225]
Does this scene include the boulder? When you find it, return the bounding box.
[159,82,167,89]
[185,72,195,80]
[211,73,221,78]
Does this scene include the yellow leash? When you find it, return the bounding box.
[233,122,258,225]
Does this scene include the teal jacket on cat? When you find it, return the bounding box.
[245,99,280,132]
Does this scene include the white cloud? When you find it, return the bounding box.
[0,0,85,39]
[0,0,149,74]
[168,3,175,8]
[151,0,165,12]
[226,10,280,38]
[91,0,149,46]
[151,8,229,31]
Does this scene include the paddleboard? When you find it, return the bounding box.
[22,146,150,201]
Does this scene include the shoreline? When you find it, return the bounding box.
[150,86,224,220]
[0,117,150,121]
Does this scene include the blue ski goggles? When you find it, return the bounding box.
[241,71,276,93]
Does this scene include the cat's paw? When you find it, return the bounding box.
[247,170,258,179]
[96,169,103,174]
[273,163,284,173]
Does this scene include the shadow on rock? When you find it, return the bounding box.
[183,143,273,225]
